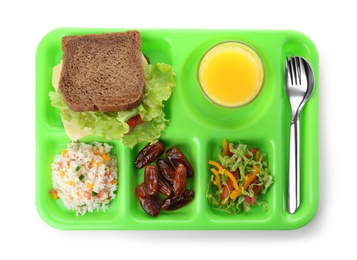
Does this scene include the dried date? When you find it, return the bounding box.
[134,141,165,169]
[144,166,159,196]
[172,164,187,197]
[166,146,194,177]
[156,159,175,183]
[158,176,173,197]
[136,183,161,217]
[161,189,194,211]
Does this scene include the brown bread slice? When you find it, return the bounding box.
[58,31,145,112]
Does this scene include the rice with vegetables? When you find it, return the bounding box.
[50,142,118,216]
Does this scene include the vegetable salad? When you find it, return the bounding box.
[206,140,273,214]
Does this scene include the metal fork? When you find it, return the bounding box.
[285,56,314,214]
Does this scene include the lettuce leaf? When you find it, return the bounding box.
[50,91,129,139]
[122,112,169,149]
[138,63,176,121]
[49,63,175,148]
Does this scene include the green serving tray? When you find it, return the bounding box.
[35,28,319,230]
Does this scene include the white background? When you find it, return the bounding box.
[1,0,355,259]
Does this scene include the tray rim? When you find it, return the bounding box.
[35,27,320,230]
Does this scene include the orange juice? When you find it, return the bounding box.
[198,42,264,107]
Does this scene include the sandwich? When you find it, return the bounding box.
[50,30,175,148]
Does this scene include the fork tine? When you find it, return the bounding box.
[286,57,293,85]
[296,57,304,85]
[292,57,300,85]
[299,58,307,86]
[290,57,294,84]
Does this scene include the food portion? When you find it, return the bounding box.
[206,140,273,214]
[134,141,194,217]
[50,30,175,148]
[50,142,118,216]
[59,31,145,112]
[198,41,264,108]
[134,141,166,169]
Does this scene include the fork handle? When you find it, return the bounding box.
[288,116,300,214]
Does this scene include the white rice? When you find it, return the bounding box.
[51,141,118,216]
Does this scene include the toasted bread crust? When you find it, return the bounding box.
[58,31,145,112]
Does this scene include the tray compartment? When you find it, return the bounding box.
[129,137,199,222]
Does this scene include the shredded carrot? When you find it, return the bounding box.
[230,165,260,199]
[255,150,260,162]
[243,165,260,190]
[97,162,103,167]
[230,189,242,200]
[111,179,117,185]
[209,160,260,200]
[222,140,229,155]
[210,168,222,189]
[208,160,224,171]
[208,160,239,190]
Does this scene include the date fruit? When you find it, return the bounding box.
[144,166,159,196]
[166,146,194,177]
[172,164,187,197]
[158,176,173,197]
[161,189,194,211]
[156,159,175,183]
[134,141,165,169]
[136,183,160,217]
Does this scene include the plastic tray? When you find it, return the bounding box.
[35,28,319,230]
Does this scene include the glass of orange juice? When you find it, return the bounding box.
[198,41,264,108]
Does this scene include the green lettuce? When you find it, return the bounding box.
[49,63,175,148]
